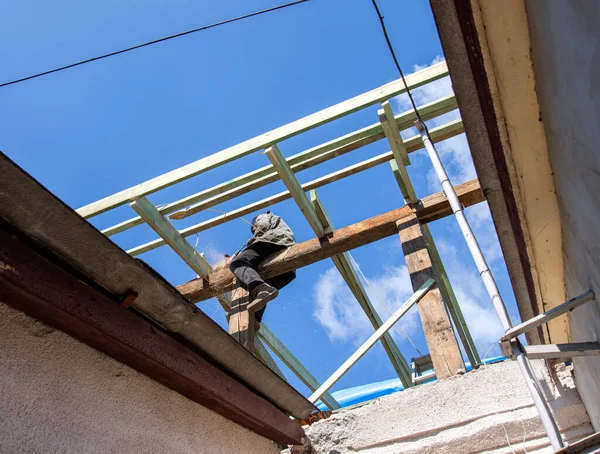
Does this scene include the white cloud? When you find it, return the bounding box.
[435,237,504,356]
[312,263,420,345]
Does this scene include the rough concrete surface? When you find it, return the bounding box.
[295,360,592,453]
[0,302,280,454]
[526,0,600,431]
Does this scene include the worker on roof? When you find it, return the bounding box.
[228,211,296,330]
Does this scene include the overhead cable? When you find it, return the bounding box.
[0,0,309,88]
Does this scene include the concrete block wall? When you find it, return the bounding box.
[526,0,600,431]
[295,360,592,453]
[0,302,280,454]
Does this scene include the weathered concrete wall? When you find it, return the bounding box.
[0,302,279,454]
[298,361,591,453]
[526,0,600,431]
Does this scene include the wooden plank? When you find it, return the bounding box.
[523,342,600,360]
[382,101,410,166]
[310,190,412,386]
[102,95,458,236]
[397,214,465,380]
[257,324,341,411]
[265,144,325,237]
[308,279,435,404]
[78,62,449,218]
[0,224,305,445]
[380,106,418,204]
[128,120,465,256]
[421,224,481,367]
[129,197,232,311]
[254,338,288,382]
[177,179,484,302]
[501,290,595,341]
[229,286,254,354]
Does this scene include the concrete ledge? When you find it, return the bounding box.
[298,360,592,453]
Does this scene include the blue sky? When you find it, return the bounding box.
[0,0,520,400]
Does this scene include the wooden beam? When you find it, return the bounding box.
[0,224,305,445]
[308,279,435,404]
[421,225,481,367]
[379,104,417,204]
[229,286,255,353]
[78,62,449,218]
[128,120,465,256]
[102,95,458,236]
[309,190,413,387]
[523,342,600,360]
[265,144,325,237]
[254,338,288,382]
[257,324,341,411]
[177,179,484,302]
[397,214,465,380]
[501,290,595,341]
[129,196,232,311]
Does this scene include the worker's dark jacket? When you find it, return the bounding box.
[244,211,296,249]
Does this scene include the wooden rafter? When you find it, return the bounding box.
[177,179,484,303]
[128,120,464,257]
[309,190,412,387]
[102,95,458,236]
[78,62,449,218]
[257,324,341,410]
[265,144,325,237]
[309,279,436,404]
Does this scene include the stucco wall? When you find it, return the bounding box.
[472,0,567,343]
[297,361,591,453]
[0,302,280,454]
[526,0,600,431]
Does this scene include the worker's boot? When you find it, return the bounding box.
[248,283,278,314]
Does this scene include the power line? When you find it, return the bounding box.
[0,0,309,89]
[370,0,430,135]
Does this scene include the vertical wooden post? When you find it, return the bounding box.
[229,284,255,354]
[397,214,465,379]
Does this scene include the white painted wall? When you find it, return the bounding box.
[298,361,591,453]
[0,302,279,454]
[526,0,600,431]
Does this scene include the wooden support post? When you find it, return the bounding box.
[309,190,413,387]
[228,285,255,354]
[421,225,481,367]
[397,214,466,379]
[257,324,341,410]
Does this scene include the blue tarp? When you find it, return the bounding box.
[316,355,506,410]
